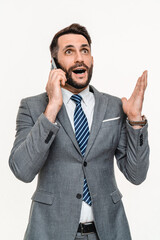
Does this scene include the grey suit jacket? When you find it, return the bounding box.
[9,85,149,240]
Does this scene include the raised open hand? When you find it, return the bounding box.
[121,70,147,121]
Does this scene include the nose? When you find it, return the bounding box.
[74,50,83,63]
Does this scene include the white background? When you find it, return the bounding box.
[0,0,160,239]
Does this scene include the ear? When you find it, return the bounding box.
[91,56,94,65]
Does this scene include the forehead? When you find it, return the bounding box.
[58,34,89,49]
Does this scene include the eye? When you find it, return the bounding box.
[65,49,72,55]
[82,48,89,54]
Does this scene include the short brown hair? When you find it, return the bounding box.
[50,23,92,59]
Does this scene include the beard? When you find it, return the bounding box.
[56,60,93,89]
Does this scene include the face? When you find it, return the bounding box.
[57,34,93,89]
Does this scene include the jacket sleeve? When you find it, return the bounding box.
[115,116,150,185]
[9,99,60,183]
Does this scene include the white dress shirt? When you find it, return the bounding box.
[61,86,95,223]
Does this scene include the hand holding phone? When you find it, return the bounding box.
[45,58,66,122]
[47,57,67,103]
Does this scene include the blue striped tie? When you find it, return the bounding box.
[71,94,92,206]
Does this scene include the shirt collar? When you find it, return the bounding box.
[61,86,90,106]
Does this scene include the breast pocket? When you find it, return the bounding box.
[101,117,121,128]
[98,118,121,149]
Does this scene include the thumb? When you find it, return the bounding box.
[121,97,128,113]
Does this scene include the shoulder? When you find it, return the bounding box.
[19,92,48,121]
[90,85,124,117]
[21,92,47,104]
[20,92,48,109]
[90,85,122,107]
[102,93,124,118]
[102,92,122,107]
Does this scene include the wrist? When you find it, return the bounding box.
[44,103,61,123]
[127,115,142,122]
[127,115,147,127]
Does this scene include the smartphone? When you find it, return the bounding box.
[51,57,57,70]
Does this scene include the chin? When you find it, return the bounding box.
[66,78,89,89]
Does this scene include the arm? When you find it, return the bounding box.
[9,69,67,183]
[115,114,149,185]
[9,101,60,183]
[115,70,149,184]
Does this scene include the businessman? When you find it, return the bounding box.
[9,23,149,240]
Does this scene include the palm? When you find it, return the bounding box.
[122,71,147,121]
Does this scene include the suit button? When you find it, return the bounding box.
[45,131,54,144]
[83,161,87,167]
[76,194,82,199]
[140,134,143,139]
[140,134,143,146]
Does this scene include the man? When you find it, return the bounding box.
[9,23,149,240]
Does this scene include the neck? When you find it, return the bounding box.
[62,83,88,94]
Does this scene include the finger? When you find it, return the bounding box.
[138,74,146,95]
[60,76,67,86]
[49,71,66,84]
[143,70,148,89]
[121,97,127,105]
[129,70,148,102]
[54,70,66,79]
[121,97,128,113]
[60,80,66,87]
[143,70,148,75]
[54,73,67,86]
[49,69,66,80]
[51,68,66,76]
[131,75,145,99]
[142,72,147,90]
[48,69,53,79]
[141,71,148,91]
[131,77,141,99]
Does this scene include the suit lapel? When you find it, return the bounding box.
[84,86,108,159]
[40,93,81,155]
[57,103,82,156]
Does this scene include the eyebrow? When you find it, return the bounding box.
[81,44,90,48]
[63,45,74,51]
[63,44,90,51]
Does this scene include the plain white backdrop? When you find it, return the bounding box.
[0,0,160,239]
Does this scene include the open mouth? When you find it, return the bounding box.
[72,68,86,75]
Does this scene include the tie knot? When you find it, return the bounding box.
[71,94,82,105]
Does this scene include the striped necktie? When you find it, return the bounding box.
[71,94,92,206]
